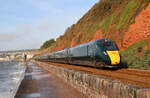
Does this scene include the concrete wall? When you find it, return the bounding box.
[37,62,150,98]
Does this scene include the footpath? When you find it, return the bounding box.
[15,62,87,98]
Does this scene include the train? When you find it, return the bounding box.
[34,38,121,68]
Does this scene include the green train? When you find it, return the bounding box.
[35,38,121,68]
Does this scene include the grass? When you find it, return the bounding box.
[123,39,150,52]
[82,24,91,35]
[130,18,135,24]
[76,0,143,42]
[102,16,112,33]
[100,14,115,33]
[40,0,150,70]
[97,0,140,33]
[88,23,100,40]
[121,39,150,69]
[117,0,138,29]
[72,0,150,69]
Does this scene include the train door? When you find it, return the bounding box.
[87,44,96,66]
[88,44,95,58]
[67,49,72,64]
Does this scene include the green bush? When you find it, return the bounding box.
[121,39,150,69]
[40,39,56,50]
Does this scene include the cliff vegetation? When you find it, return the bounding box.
[41,0,150,69]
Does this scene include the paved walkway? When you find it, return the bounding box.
[15,62,87,98]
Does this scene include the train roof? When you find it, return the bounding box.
[95,38,113,42]
[71,41,95,49]
[41,38,114,55]
[70,38,112,49]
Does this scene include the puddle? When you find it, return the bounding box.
[26,93,40,97]
[17,93,40,98]
[32,74,50,80]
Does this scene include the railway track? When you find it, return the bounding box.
[39,62,150,88]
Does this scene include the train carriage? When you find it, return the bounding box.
[34,38,121,68]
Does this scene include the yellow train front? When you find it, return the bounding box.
[94,38,120,67]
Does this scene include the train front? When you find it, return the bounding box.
[96,38,120,66]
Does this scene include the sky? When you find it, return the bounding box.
[0,0,99,51]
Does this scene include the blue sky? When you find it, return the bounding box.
[0,0,98,51]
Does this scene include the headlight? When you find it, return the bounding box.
[103,51,107,55]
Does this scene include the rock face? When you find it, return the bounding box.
[123,3,150,49]
[40,1,150,68]
[47,1,150,52]
[92,29,103,41]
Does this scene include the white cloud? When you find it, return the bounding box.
[38,23,49,30]
[0,33,18,42]
[0,0,99,50]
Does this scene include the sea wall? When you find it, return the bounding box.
[36,62,150,98]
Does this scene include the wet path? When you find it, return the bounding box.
[15,62,87,98]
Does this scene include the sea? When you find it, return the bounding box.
[0,61,26,98]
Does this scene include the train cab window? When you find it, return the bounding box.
[102,41,118,50]
[97,39,118,51]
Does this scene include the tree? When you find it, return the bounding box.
[40,39,55,49]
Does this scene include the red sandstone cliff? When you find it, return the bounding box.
[123,3,150,50]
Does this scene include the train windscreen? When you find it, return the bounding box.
[102,41,118,50]
[97,40,118,51]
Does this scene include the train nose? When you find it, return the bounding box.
[106,51,120,65]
